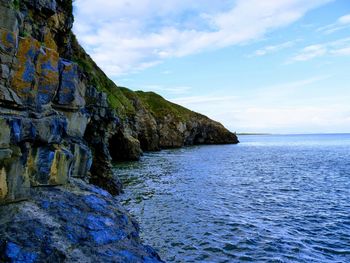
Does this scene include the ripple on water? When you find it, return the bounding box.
[116,134,350,263]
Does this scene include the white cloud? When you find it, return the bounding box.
[251,40,298,57]
[74,0,333,76]
[290,37,350,62]
[317,13,350,34]
[169,75,350,133]
[291,44,327,61]
[330,47,350,56]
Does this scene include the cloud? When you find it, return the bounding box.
[317,13,350,34]
[224,105,350,133]
[170,95,350,133]
[168,75,350,133]
[290,37,350,62]
[257,75,332,98]
[74,0,332,76]
[251,40,298,57]
[291,44,327,61]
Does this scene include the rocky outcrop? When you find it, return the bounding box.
[0,0,141,260]
[108,89,239,160]
[0,0,121,204]
[0,0,237,261]
[0,179,162,263]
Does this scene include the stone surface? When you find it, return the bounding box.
[70,143,92,178]
[0,0,238,260]
[0,85,23,107]
[108,90,239,161]
[36,47,60,105]
[24,0,57,16]
[63,110,89,137]
[57,59,78,105]
[0,118,10,148]
[0,179,163,262]
[0,6,18,32]
[11,37,41,107]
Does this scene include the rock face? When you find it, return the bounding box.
[0,0,237,261]
[108,89,239,160]
[0,0,121,204]
[0,179,162,263]
[0,0,142,260]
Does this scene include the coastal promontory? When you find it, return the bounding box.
[0,0,238,261]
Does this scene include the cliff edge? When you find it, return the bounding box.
[0,0,237,261]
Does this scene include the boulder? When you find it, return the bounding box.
[0,179,163,262]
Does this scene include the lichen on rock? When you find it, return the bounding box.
[0,0,238,261]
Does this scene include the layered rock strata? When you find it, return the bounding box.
[0,0,120,204]
[0,0,237,261]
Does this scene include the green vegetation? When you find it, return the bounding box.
[70,33,199,122]
[70,34,135,118]
[134,91,195,121]
[11,0,20,10]
[69,33,208,123]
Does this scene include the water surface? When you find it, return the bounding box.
[115,134,350,262]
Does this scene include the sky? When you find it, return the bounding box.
[73,0,350,134]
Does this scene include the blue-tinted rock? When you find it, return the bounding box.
[119,250,139,262]
[49,116,67,142]
[0,180,163,262]
[86,214,114,230]
[21,120,37,141]
[11,38,41,107]
[56,59,78,105]
[9,119,21,143]
[89,229,126,245]
[71,143,92,178]
[84,194,108,212]
[37,48,60,106]
[5,242,38,263]
[89,186,111,198]
[37,147,55,181]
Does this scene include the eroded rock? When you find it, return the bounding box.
[0,179,163,262]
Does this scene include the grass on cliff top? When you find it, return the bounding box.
[134,91,199,122]
[70,34,135,118]
[70,34,206,122]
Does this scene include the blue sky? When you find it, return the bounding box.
[74,0,350,133]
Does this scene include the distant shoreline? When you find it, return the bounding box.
[237,133,350,136]
[236,133,271,135]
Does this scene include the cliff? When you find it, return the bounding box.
[69,33,238,161]
[0,0,237,261]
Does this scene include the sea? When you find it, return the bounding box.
[115,134,350,263]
